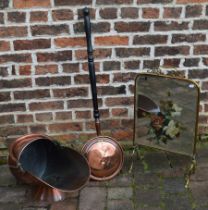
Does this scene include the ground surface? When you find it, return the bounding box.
[0,143,208,210]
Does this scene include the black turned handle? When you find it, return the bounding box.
[83,7,101,135]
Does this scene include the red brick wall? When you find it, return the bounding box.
[0,0,208,144]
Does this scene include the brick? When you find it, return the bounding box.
[163,58,180,68]
[184,58,199,67]
[188,69,208,79]
[29,101,64,111]
[48,122,83,133]
[74,22,110,33]
[75,110,91,119]
[172,34,205,43]
[31,25,69,36]
[194,45,208,55]
[193,20,208,30]
[97,0,132,4]
[0,13,4,24]
[35,112,52,122]
[138,0,172,3]
[0,41,10,51]
[155,46,190,56]
[99,8,117,19]
[62,63,79,73]
[0,26,27,38]
[75,48,111,60]
[103,61,120,71]
[116,47,150,57]
[0,53,32,64]
[121,7,138,19]
[155,21,189,31]
[0,103,25,113]
[115,21,150,32]
[13,0,51,8]
[74,74,109,84]
[0,0,9,9]
[133,35,168,45]
[143,59,160,69]
[14,39,51,51]
[14,89,50,100]
[35,76,71,86]
[55,37,85,48]
[200,92,208,102]
[177,0,208,3]
[112,108,128,117]
[7,12,26,23]
[97,85,126,95]
[19,65,31,75]
[163,7,182,18]
[37,50,72,62]
[54,0,92,6]
[0,67,8,77]
[53,87,88,98]
[55,111,72,120]
[77,8,96,19]
[82,62,100,72]
[30,125,47,133]
[124,60,140,70]
[35,65,58,75]
[30,11,48,22]
[68,99,102,108]
[202,58,208,66]
[202,81,208,90]
[105,96,134,106]
[186,5,202,18]
[1,126,27,136]
[52,9,73,21]
[95,36,128,46]
[0,78,31,89]
[17,114,33,123]
[142,8,160,19]
[113,72,137,82]
[0,115,14,124]
[0,92,10,102]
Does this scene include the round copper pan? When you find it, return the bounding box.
[82,136,124,181]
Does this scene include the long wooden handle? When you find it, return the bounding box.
[83,7,101,136]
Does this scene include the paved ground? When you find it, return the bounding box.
[0,142,208,210]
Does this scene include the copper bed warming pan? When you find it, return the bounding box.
[8,134,90,201]
[81,7,124,181]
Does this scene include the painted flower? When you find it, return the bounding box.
[150,114,164,131]
[163,120,180,139]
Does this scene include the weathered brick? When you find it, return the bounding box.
[54,0,92,6]
[103,61,121,71]
[97,0,132,4]
[37,50,72,62]
[62,63,80,73]
[143,59,160,69]
[194,45,208,55]
[17,114,33,123]
[155,21,189,31]
[186,5,202,18]
[124,60,140,70]
[163,7,182,18]
[177,0,208,3]
[106,97,134,107]
[0,78,31,89]
[30,11,48,22]
[14,39,51,51]
[0,115,14,124]
[112,108,128,117]
[19,65,31,75]
[115,21,150,32]
[113,72,137,82]
[53,87,88,98]
[13,0,51,8]
[0,67,8,77]
[116,47,150,57]
[30,125,47,133]
[7,12,26,23]
[138,0,172,3]
[184,58,199,67]
[193,20,208,30]
[82,62,100,72]
[202,58,208,66]
[121,7,138,19]
[74,74,109,84]
[35,112,52,122]
[202,81,208,90]
[95,36,128,46]
[55,37,85,48]
[31,25,69,36]
[0,0,9,9]
[133,35,168,45]
[100,8,117,19]
[142,8,160,19]
[97,85,126,95]
[77,8,96,19]
[75,48,111,60]
[0,41,10,51]
[75,110,91,119]
[0,13,4,24]
[188,69,208,79]
[48,122,83,133]
[74,22,110,33]
[0,27,27,38]
[35,64,58,75]
[35,76,71,86]
[0,54,32,64]
[155,46,189,56]
[0,103,26,113]
[0,92,10,102]
[29,101,64,111]
[55,111,72,120]
[68,99,102,108]
[14,89,50,100]
[163,58,180,68]
[172,33,206,43]
[52,9,73,21]
[1,125,27,136]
